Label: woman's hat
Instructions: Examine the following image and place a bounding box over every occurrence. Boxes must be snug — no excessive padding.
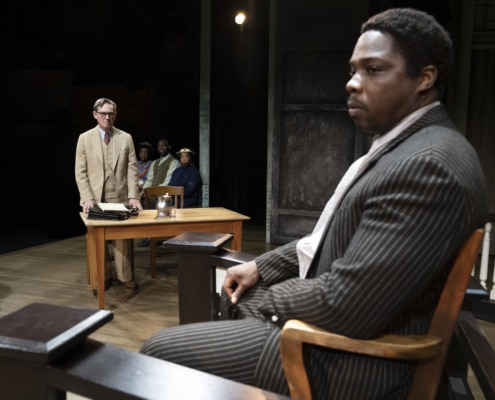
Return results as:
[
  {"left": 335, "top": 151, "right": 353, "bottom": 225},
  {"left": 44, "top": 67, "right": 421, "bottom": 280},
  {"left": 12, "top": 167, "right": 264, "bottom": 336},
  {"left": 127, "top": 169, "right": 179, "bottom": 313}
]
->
[{"left": 176, "top": 147, "right": 196, "bottom": 156}]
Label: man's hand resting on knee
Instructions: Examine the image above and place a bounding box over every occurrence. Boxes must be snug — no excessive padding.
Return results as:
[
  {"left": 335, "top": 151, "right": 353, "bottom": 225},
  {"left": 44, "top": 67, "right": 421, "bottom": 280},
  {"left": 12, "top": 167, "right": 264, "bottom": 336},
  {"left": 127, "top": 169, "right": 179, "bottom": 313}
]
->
[{"left": 223, "top": 260, "right": 260, "bottom": 304}]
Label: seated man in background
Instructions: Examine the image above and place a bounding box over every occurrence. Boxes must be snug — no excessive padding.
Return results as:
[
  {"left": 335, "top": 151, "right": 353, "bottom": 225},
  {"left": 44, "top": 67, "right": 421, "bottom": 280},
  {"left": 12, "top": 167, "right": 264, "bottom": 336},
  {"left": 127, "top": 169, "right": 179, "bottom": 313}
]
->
[
  {"left": 140, "top": 8, "right": 488, "bottom": 399},
  {"left": 168, "top": 148, "right": 202, "bottom": 207},
  {"left": 139, "top": 138, "right": 181, "bottom": 247},
  {"left": 142, "top": 138, "right": 180, "bottom": 191}
]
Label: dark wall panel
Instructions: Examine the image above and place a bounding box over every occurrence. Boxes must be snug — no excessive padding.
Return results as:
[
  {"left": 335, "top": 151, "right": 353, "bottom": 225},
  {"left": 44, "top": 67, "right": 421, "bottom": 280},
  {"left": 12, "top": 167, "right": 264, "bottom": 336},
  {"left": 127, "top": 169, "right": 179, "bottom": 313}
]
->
[
  {"left": 278, "top": 110, "right": 355, "bottom": 212},
  {"left": 270, "top": 1, "right": 370, "bottom": 244}
]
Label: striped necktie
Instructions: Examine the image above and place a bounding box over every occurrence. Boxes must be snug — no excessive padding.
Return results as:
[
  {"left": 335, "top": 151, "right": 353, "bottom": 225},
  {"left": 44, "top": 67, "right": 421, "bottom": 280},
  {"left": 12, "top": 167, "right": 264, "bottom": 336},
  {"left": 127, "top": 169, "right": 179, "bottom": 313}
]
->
[{"left": 104, "top": 131, "right": 110, "bottom": 145}]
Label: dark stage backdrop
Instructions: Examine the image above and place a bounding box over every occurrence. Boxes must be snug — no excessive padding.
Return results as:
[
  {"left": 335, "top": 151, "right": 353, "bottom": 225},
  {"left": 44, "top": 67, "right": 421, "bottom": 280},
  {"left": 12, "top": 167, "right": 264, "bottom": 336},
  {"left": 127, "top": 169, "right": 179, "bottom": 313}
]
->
[{"left": 0, "top": 0, "right": 270, "bottom": 244}]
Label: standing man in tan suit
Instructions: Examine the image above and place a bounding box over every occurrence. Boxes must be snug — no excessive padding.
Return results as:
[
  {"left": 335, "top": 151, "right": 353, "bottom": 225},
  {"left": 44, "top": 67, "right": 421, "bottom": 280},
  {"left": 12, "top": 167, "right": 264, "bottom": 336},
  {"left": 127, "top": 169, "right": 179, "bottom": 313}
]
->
[{"left": 75, "top": 98, "right": 142, "bottom": 291}]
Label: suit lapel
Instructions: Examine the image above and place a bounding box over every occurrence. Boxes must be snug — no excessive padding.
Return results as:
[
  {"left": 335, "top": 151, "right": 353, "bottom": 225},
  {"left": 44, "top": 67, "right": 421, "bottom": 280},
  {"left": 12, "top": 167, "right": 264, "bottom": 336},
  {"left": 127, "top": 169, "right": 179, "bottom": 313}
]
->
[
  {"left": 347, "top": 105, "right": 449, "bottom": 189},
  {"left": 90, "top": 128, "right": 104, "bottom": 164},
  {"left": 307, "top": 105, "right": 450, "bottom": 277},
  {"left": 111, "top": 128, "right": 123, "bottom": 171}
]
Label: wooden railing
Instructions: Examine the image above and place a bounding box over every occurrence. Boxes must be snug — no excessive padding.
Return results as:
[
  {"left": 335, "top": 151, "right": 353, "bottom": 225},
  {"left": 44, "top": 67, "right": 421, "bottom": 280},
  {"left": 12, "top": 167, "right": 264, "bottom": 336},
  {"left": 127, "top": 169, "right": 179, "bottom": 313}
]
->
[
  {"left": 476, "top": 222, "right": 495, "bottom": 300},
  {"left": 0, "top": 303, "right": 290, "bottom": 400},
  {"left": 449, "top": 310, "right": 495, "bottom": 399},
  {"left": 469, "top": 222, "right": 495, "bottom": 323}
]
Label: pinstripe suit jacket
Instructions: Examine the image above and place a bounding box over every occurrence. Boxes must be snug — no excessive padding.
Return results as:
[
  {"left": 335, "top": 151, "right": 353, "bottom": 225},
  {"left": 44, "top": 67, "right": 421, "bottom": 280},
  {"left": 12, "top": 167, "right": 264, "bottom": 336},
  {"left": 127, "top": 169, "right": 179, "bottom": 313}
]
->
[
  {"left": 75, "top": 126, "right": 140, "bottom": 204},
  {"left": 253, "top": 105, "right": 488, "bottom": 399}
]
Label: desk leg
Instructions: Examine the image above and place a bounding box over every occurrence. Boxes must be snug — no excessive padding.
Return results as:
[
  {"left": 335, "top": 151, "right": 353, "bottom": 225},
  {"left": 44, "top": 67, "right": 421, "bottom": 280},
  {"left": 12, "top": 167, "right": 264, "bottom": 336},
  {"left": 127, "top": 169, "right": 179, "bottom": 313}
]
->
[
  {"left": 94, "top": 228, "right": 106, "bottom": 309},
  {"left": 85, "top": 232, "right": 91, "bottom": 284},
  {"left": 87, "top": 228, "right": 107, "bottom": 309},
  {"left": 231, "top": 222, "right": 243, "bottom": 251},
  {"left": 86, "top": 227, "right": 97, "bottom": 291}
]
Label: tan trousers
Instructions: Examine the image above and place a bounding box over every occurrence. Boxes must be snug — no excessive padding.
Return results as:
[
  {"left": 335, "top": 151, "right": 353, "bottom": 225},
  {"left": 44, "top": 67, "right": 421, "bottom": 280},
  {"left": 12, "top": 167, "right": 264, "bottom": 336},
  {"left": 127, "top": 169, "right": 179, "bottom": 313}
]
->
[
  {"left": 102, "top": 142, "right": 134, "bottom": 283},
  {"left": 105, "top": 240, "right": 133, "bottom": 282}
]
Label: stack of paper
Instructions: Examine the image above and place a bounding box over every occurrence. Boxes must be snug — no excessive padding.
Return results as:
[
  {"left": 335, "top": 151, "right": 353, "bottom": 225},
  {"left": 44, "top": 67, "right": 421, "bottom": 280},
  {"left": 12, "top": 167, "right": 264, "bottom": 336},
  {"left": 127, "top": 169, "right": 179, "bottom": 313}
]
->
[{"left": 98, "top": 203, "right": 129, "bottom": 212}]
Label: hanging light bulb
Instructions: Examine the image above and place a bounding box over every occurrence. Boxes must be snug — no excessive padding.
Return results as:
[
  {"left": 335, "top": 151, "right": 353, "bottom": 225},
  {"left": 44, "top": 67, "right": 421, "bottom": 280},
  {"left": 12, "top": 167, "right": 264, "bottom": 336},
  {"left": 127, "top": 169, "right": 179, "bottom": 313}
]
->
[{"left": 235, "top": 12, "right": 246, "bottom": 25}]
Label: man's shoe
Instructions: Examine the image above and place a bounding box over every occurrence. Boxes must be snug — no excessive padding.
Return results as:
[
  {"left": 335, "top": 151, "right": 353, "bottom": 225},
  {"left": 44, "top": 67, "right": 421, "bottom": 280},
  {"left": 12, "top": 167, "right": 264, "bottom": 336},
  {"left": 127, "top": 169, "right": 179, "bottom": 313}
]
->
[
  {"left": 138, "top": 238, "right": 151, "bottom": 247},
  {"left": 120, "top": 280, "right": 138, "bottom": 291}
]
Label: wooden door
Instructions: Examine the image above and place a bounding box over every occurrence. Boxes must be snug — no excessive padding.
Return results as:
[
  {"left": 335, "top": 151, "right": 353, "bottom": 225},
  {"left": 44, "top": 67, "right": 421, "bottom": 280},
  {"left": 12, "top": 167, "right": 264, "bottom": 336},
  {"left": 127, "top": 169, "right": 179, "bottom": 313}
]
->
[{"left": 268, "top": 1, "right": 372, "bottom": 244}]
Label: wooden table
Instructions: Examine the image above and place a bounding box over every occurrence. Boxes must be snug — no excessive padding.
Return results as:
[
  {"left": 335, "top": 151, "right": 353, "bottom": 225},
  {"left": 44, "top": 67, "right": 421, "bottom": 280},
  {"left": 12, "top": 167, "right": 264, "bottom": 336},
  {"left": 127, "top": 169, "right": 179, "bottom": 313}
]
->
[{"left": 80, "top": 207, "right": 250, "bottom": 309}]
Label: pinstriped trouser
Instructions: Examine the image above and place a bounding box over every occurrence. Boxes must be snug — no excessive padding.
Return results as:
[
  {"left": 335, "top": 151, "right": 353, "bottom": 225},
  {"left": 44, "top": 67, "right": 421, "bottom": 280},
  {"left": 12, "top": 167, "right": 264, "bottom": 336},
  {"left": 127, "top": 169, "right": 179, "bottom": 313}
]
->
[
  {"left": 140, "top": 284, "right": 290, "bottom": 395},
  {"left": 139, "top": 284, "right": 414, "bottom": 399}
]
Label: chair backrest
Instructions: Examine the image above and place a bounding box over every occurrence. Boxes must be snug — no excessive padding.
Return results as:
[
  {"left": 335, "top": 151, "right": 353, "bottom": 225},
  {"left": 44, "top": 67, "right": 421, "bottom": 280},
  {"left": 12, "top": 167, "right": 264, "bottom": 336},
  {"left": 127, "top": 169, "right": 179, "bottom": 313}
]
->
[
  {"left": 407, "top": 227, "right": 484, "bottom": 399},
  {"left": 144, "top": 185, "right": 184, "bottom": 209}
]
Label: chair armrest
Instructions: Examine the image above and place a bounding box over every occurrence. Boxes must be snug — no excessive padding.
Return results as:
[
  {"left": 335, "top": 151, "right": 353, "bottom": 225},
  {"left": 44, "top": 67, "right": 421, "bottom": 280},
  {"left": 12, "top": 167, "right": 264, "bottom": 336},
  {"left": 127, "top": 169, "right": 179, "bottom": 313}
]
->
[
  {"left": 281, "top": 319, "right": 442, "bottom": 360},
  {"left": 280, "top": 319, "right": 442, "bottom": 400}
]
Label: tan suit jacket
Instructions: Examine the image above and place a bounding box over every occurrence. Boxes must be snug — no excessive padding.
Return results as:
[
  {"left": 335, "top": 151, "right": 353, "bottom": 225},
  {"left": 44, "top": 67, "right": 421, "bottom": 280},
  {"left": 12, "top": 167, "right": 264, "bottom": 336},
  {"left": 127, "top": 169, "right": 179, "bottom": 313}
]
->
[{"left": 75, "top": 126, "right": 140, "bottom": 205}]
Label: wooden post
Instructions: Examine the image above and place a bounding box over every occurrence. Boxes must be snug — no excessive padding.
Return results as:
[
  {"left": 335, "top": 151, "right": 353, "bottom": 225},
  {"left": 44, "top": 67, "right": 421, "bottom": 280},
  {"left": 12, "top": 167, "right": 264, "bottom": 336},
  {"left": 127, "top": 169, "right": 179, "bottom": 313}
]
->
[
  {"left": 0, "top": 303, "right": 112, "bottom": 399},
  {"left": 163, "top": 232, "right": 233, "bottom": 324}
]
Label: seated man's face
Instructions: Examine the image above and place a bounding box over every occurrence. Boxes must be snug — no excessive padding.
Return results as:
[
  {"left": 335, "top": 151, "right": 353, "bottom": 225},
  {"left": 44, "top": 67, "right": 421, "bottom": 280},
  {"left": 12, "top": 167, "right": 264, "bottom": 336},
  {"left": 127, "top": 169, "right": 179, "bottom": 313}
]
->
[
  {"left": 346, "top": 30, "right": 426, "bottom": 136},
  {"left": 157, "top": 140, "right": 171, "bottom": 157}
]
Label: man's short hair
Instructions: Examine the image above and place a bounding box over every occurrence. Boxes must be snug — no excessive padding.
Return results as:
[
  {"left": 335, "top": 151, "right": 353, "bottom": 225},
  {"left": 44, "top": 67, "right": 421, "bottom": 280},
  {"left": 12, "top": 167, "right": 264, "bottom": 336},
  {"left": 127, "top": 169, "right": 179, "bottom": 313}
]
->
[
  {"left": 361, "top": 8, "right": 453, "bottom": 95},
  {"left": 93, "top": 98, "right": 117, "bottom": 112}
]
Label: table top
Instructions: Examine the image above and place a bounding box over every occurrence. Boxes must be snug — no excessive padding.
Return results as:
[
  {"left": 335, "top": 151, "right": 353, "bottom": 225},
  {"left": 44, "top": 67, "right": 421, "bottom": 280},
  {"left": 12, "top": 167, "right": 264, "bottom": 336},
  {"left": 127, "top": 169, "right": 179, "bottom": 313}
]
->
[{"left": 79, "top": 207, "right": 250, "bottom": 227}]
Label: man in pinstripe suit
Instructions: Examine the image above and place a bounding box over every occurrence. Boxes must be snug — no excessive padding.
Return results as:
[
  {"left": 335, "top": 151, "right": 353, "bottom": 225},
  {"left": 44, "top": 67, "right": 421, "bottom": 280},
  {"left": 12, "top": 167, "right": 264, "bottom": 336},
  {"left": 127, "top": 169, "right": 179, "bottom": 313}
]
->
[{"left": 141, "top": 8, "right": 488, "bottom": 399}]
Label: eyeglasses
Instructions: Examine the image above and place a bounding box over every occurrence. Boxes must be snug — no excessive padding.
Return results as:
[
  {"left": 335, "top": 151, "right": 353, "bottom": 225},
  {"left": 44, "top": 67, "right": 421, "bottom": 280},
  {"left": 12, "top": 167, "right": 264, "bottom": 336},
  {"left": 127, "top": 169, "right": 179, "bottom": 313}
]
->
[{"left": 95, "top": 111, "right": 115, "bottom": 118}]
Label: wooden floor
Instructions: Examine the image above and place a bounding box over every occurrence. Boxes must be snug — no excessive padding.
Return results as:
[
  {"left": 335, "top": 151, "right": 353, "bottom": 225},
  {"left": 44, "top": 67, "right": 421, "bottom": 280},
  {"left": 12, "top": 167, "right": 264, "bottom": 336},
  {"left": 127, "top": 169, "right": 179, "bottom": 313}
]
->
[
  {"left": 0, "top": 224, "right": 493, "bottom": 399},
  {"left": 0, "top": 224, "right": 277, "bottom": 352}
]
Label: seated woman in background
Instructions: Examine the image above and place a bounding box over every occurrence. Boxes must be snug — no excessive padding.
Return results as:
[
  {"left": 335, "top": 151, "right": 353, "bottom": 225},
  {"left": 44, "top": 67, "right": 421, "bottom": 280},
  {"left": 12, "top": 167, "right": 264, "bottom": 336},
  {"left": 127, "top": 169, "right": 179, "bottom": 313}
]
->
[
  {"left": 137, "top": 141, "right": 153, "bottom": 196},
  {"left": 169, "top": 148, "right": 202, "bottom": 207}
]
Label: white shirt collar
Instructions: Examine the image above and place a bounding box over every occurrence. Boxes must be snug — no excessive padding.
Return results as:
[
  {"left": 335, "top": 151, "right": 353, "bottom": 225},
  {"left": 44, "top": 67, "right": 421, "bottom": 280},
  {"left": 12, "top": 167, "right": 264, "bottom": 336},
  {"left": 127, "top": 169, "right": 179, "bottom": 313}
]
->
[{"left": 368, "top": 101, "right": 440, "bottom": 156}]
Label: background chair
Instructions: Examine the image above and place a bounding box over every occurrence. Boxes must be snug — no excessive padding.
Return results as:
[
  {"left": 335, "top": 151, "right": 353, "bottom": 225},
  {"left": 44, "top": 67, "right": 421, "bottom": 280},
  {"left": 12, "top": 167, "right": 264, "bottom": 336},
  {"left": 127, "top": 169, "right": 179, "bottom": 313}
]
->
[
  {"left": 143, "top": 185, "right": 184, "bottom": 210},
  {"left": 143, "top": 185, "right": 184, "bottom": 277},
  {"left": 279, "top": 228, "right": 484, "bottom": 400}
]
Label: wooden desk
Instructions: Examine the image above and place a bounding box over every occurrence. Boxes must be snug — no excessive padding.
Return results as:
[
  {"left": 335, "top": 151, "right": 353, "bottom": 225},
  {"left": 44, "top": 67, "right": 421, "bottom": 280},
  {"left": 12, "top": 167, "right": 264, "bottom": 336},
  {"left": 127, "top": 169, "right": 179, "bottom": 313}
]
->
[{"left": 80, "top": 207, "right": 250, "bottom": 309}]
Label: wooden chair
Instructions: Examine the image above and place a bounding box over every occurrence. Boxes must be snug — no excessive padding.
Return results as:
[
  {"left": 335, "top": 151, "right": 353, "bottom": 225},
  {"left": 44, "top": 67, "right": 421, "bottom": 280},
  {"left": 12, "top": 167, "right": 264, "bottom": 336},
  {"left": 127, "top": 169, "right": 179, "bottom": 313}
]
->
[
  {"left": 143, "top": 185, "right": 185, "bottom": 277},
  {"left": 280, "top": 228, "right": 485, "bottom": 400},
  {"left": 143, "top": 185, "right": 185, "bottom": 210}
]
